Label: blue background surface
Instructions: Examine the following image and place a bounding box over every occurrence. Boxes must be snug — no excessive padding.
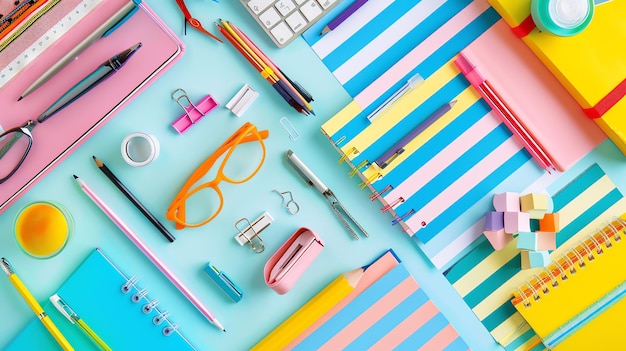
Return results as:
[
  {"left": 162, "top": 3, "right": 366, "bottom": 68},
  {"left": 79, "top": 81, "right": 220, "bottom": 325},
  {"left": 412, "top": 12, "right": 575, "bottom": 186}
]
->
[{"left": 0, "top": 0, "right": 587, "bottom": 349}]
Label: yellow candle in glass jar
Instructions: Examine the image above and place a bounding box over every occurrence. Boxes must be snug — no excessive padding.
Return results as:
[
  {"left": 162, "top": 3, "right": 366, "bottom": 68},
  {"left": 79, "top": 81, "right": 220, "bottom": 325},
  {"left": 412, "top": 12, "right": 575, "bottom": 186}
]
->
[{"left": 14, "top": 202, "right": 73, "bottom": 259}]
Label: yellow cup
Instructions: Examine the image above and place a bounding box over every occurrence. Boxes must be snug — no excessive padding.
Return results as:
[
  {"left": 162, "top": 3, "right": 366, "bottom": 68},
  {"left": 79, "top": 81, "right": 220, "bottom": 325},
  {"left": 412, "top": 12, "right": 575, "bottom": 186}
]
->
[{"left": 14, "top": 201, "right": 74, "bottom": 259}]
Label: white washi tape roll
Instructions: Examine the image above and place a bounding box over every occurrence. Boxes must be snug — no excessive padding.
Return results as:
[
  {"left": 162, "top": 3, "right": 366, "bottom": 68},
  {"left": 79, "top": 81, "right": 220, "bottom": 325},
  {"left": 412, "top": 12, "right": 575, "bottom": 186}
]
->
[
  {"left": 531, "top": 0, "right": 594, "bottom": 36},
  {"left": 121, "top": 132, "right": 160, "bottom": 167}
]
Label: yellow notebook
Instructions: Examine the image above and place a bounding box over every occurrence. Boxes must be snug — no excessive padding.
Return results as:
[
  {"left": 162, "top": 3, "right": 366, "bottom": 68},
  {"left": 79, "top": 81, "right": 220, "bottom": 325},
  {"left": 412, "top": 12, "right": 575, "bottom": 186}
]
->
[
  {"left": 511, "top": 215, "right": 626, "bottom": 350},
  {"left": 487, "top": 0, "right": 626, "bottom": 155}
]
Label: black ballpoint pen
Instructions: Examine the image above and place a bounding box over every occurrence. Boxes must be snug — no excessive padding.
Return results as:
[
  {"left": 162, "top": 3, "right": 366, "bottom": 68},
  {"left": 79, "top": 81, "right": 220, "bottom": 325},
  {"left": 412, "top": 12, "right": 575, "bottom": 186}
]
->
[{"left": 37, "top": 42, "right": 142, "bottom": 123}]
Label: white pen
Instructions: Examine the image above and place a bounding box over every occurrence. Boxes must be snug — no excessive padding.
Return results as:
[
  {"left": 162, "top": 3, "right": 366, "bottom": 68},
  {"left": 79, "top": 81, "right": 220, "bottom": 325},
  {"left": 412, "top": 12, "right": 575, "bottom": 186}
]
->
[
  {"left": 366, "top": 72, "right": 424, "bottom": 122},
  {"left": 286, "top": 150, "right": 368, "bottom": 240}
]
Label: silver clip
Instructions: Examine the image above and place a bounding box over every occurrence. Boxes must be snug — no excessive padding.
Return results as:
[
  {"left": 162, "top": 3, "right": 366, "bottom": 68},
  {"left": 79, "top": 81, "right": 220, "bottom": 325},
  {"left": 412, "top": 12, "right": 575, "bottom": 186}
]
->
[
  {"left": 172, "top": 88, "right": 204, "bottom": 124},
  {"left": 280, "top": 117, "right": 300, "bottom": 141},
  {"left": 234, "top": 211, "right": 274, "bottom": 253},
  {"left": 274, "top": 189, "right": 300, "bottom": 215}
]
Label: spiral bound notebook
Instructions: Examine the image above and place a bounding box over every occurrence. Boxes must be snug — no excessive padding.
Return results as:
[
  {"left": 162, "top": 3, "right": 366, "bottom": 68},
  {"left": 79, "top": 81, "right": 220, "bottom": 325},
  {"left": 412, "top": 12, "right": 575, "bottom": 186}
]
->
[
  {"left": 6, "top": 248, "right": 197, "bottom": 350},
  {"left": 511, "top": 216, "right": 626, "bottom": 350},
  {"left": 304, "top": 0, "right": 604, "bottom": 259}
]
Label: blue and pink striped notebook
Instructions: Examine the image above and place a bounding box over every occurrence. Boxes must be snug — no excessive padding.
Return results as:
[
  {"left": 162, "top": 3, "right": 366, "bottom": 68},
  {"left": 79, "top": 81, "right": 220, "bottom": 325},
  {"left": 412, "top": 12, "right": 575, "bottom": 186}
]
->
[
  {"left": 259, "top": 250, "right": 469, "bottom": 350},
  {"left": 303, "top": 0, "right": 603, "bottom": 266}
]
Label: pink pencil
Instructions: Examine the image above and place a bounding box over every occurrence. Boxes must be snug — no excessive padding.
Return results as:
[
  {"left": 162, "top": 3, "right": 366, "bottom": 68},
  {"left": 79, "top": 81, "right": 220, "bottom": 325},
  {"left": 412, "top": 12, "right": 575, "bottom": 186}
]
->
[{"left": 74, "top": 175, "right": 226, "bottom": 332}]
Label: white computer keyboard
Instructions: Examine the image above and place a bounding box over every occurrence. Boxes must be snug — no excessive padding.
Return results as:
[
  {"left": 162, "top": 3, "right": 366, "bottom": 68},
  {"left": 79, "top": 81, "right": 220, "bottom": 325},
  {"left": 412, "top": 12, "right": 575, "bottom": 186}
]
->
[{"left": 240, "top": 0, "right": 343, "bottom": 48}]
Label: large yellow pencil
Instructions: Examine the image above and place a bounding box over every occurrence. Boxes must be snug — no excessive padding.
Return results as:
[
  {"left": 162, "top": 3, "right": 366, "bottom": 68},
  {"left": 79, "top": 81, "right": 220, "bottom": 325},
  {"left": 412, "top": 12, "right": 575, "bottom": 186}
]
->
[
  {"left": 252, "top": 267, "right": 364, "bottom": 350},
  {"left": 1, "top": 258, "right": 74, "bottom": 351}
]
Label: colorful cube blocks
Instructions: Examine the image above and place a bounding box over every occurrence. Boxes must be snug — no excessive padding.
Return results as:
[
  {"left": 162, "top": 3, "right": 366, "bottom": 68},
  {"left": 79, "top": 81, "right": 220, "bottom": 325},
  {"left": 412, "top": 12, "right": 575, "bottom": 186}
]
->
[{"left": 483, "top": 191, "right": 559, "bottom": 270}]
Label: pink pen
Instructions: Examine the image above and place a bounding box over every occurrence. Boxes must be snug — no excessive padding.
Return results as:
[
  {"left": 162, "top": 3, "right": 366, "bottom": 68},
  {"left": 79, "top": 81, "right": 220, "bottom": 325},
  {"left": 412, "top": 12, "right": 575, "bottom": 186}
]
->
[
  {"left": 454, "top": 53, "right": 556, "bottom": 173},
  {"left": 74, "top": 175, "right": 226, "bottom": 332}
]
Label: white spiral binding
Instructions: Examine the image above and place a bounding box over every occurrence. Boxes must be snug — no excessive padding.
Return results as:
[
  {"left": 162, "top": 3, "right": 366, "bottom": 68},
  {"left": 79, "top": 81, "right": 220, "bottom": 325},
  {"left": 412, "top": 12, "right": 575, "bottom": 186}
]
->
[{"left": 515, "top": 217, "right": 625, "bottom": 308}]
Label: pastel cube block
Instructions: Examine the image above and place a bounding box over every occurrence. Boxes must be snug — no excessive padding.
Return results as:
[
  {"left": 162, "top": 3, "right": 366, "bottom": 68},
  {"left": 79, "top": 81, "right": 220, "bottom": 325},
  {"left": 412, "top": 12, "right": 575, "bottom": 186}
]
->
[
  {"left": 539, "top": 212, "right": 561, "bottom": 232},
  {"left": 530, "top": 250, "right": 551, "bottom": 267},
  {"left": 484, "top": 229, "right": 513, "bottom": 250},
  {"left": 484, "top": 211, "right": 505, "bottom": 231},
  {"left": 521, "top": 250, "right": 551, "bottom": 269},
  {"left": 520, "top": 193, "right": 549, "bottom": 219},
  {"left": 504, "top": 211, "right": 530, "bottom": 234},
  {"left": 493, "top": 192, "right": 520, "bottom": 212},
  {"left": 517, "top": 231, "right": 539, "bottom": 250},
  {"left": 535, "top": 231, "right": 557, "bottom": 250}
]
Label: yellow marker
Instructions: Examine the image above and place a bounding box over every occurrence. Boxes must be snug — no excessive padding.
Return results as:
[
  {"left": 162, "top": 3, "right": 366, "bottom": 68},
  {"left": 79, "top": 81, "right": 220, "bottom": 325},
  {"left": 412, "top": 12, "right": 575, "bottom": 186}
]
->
[
  {"left": 1, "top": 258, "right": 74, "bottom": 351},
  {"left": 50, "top": 294, "right": 112, "bottom": 351},
  {"left": 252, "top": 267, "right": 364, "bottom": 350}
]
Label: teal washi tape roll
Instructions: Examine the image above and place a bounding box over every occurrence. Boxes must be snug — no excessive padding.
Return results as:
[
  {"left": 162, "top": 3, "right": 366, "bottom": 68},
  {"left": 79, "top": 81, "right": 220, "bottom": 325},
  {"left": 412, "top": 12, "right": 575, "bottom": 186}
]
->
[{"left": 531, "top": 0, "right": 594, "bottom": 36}]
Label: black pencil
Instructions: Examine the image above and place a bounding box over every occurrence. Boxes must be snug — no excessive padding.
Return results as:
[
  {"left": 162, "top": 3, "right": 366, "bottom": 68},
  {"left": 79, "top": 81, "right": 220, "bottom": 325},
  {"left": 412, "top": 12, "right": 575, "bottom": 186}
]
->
[{"left": 92, "top": 156, "right": 175, "bottom": 242}]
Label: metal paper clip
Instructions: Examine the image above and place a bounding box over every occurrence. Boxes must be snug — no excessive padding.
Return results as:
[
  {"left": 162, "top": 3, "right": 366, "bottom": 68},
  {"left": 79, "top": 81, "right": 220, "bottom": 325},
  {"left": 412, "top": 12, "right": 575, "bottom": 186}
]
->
[
  {"left": 234, "top": 211, "right": 274, "bottom": 253},
  {"left": 171, "top": 88, "right": 218, "bottom": 133},
  {"left": 280, "top": 117, "right": 300, "bottom": 141},
  {"left": 274, "top": 189, "right": 300, "bottom": 215}
]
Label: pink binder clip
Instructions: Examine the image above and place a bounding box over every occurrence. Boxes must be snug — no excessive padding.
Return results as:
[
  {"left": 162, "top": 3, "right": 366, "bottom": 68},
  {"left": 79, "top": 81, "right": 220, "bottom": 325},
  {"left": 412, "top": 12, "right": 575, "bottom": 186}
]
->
[{"left": 171, "top": 88, "right": 218, "bottom": 133}]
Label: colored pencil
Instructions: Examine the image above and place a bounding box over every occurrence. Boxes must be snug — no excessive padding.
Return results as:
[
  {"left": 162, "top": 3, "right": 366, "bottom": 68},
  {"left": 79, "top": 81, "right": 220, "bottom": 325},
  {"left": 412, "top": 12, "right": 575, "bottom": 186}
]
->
[
  {"left": 74, "top": 175, "right": 225, "bottom": 332},
  {"left": 374, "top": 100, "right": 457, "bottom": 169},
  {"left": 92, "top": 156, "right": 175, "bottom": 243},
  {"left": 217, "top": 19, "right": 314, "bottom": 115}
]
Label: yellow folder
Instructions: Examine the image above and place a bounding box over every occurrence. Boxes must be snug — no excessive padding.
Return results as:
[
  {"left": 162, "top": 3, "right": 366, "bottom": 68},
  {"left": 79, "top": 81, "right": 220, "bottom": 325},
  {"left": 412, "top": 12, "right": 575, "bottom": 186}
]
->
[
  {"left": 511, "top": 215, "right": 626, "bottom": 349},
  {"left": 487, "top": 0, "right": 626, "bottom": 155}
]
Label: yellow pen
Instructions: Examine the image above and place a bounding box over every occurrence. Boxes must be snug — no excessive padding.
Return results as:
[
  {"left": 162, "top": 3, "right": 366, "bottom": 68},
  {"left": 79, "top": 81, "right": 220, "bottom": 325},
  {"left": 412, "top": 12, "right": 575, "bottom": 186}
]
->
[
  {"left": 1, "top": 258, "right": 74, "bottom": 351},
  {"left": 50, "top": 294, "right": 112, "bottom": 351}
]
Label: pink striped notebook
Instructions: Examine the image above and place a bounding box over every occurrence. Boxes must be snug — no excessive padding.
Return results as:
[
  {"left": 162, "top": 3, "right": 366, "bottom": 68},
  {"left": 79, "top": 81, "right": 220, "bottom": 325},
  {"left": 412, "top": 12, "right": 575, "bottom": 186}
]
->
[
  {"left": 276, "top": 250, "right": 469, "bottom": 350},
  {"left": 0, "top": 0, "right": 183, "bottom": 212}
]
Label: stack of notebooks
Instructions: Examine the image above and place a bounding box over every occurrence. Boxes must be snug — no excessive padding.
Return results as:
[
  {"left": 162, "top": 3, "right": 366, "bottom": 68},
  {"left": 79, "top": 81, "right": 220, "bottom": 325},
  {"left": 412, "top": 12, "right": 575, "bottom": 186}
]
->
[
  {"left": 302, "top": 0, "right": 621, "bottom": 349},
  {"left": 303, "top": 0, "right": 604, "bottom": 268},
  {"left": 487, "top": 0, "right": 626, "bottom": 155}
]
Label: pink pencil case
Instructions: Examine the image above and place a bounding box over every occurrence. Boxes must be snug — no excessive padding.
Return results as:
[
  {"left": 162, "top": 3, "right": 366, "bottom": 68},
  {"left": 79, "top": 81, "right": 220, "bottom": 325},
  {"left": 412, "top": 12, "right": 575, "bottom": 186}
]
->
[{"left": 264, "top": 227, "right": 324, "bottom": 294}]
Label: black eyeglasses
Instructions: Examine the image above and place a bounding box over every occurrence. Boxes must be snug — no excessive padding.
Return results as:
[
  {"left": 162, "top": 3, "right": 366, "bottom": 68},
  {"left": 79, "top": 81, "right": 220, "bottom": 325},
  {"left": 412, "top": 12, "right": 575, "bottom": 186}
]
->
[{"left": 0, "top": 120, "right": 36, "bottom": 184}]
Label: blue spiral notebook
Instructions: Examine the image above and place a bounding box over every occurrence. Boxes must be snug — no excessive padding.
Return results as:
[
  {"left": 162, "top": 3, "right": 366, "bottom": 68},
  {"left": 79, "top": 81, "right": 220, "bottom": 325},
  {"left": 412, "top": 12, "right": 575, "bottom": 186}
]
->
[{"left": 6, "top": 248, "right": 197, "bottom": 350}]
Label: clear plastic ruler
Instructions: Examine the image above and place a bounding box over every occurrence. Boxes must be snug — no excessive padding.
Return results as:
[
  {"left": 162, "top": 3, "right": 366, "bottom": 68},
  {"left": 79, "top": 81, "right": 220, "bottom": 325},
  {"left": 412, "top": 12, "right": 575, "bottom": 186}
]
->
[{"left": 0, "top": 0, "right": 103, "bottom": 87}]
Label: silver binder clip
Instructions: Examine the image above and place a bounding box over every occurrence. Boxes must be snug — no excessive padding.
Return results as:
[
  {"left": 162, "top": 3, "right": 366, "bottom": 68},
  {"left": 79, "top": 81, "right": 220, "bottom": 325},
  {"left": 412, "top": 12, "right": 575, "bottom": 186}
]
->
[{"left": 234, "top": 211, "right": 274, "bottom": 253}]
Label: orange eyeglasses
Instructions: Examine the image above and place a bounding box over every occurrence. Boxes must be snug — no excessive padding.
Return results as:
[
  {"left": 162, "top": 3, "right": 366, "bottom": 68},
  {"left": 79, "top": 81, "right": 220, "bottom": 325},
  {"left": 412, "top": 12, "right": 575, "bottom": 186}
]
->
[{"left": 166, "top": 122, "right": 269, "bottom": 228}]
